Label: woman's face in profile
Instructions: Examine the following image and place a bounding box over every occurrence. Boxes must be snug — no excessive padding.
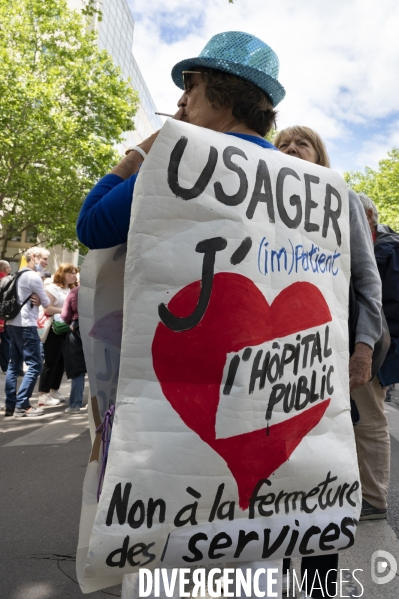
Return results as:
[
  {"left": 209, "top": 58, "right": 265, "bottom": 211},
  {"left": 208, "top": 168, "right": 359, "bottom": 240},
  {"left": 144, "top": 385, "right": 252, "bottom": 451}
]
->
[
  {"left": 176, "top": 73, "right": 233, "bottom": 132},
  {"left": 277, "top": 134, "right": 318, "bottom": 164},
  {"left": 64, "top": 270, "right": 77, "bottom": 287}
]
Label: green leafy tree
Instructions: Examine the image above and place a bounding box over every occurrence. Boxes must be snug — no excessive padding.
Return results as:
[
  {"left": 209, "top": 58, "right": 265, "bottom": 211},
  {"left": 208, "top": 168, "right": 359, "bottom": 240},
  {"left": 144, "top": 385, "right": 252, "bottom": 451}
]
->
[
  {"left": 265, "top": 128, "right": 277, "bottom": 144},
  {"left": 0, "top": 0, "right": 139, "bottom": 258},
  {"left": 344, "top": 149, "right": 399, "bottom": 231}
]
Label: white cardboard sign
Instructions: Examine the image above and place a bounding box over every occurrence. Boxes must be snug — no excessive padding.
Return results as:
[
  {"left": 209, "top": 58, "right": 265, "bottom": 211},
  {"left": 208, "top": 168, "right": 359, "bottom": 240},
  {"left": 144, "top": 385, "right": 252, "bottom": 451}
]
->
[{"left": 82, "top": 119, "right": 359, "bottom": 583}]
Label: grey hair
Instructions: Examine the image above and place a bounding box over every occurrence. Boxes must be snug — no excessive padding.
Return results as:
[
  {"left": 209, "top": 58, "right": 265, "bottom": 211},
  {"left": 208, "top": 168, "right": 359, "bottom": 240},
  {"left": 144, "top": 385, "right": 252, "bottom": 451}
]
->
[
  {"left": 357, "top": 193, "right": 378, "bottom": 226},
  {"left": 25, "top": 248, "right": 35, "bottom": 263},
  {"left": 29, "top": 245, "right": 48, "bottom": 257},
  {"left": 0, "top": 260, "right": 10, "bottom": 272}
]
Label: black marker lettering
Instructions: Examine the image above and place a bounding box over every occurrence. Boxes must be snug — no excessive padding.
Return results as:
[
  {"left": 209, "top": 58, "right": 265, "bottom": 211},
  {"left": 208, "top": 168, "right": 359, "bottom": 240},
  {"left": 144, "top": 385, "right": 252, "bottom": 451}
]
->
[
  {"left": 299, "top": 525, "right": 321, "bottom": 555},
  {"left": 209, "top": 483, "right": 224, "bottom": 522},
  {"left": 158, "top": 237, "right": 227, "bottom": 332},
  {"left": 214, "top": 146, "right": 248, "bottom": 206},
  {"left": 304, "top": 173, "right": 320, "bottom": 233},
  {"left": 127, "top": 499, "right": 145, "bottom": 529},
  {"left": 249, "top": 479, "right": 272, "bottom": 519},
  {"left": 276, "top": 167, "right": 302, "bottom": 229},
  {"left": 168, "top": 137, "right": 217, "bottom": 200},
  {"left": 106, "top": 535, "right": 130, "bottom": 568},
  {"left": 147, "top": 498, "right": 166, "bottom": 529},
  {"left": 230, "top": 236, "right": 252, "bottom": 265},
  {"left": 217, "top": 500, "right": 235, "bottom": 521},
  {"left": 106, "top": 483, "right": 132, "bottom": 526},
  {"left": 323, "top": 325, "right": 333, "bottom": 358},
  {"left": 223, "top": 356, "right": 240, "bottom": 395},
  {"left": 323, "top": 184, "right": 342, "bottom": 246},
  {"left": 326, "top": 365, "right": 334, "bottom": 395},
  {"left": 319, "top": 523, "right": 340, "bottom": 551},
  {"left": 262, "top": 526, "right": 290, "bottom": 558},
  {"left": 266, "top": 384, "right": 285, "bottom": 421},
  {"left": 209, "top": 532, "right": 233, "bottom": 560},
  {"left": 339, "top": 517, "right": 357, "bottom": 550},
  {"left": 127, "top": 542, "right": 147, "bottom": 567},
  {"left": 183, "top": 533, "right": 208, "bottom": 563},
  {"left": 246, "top": 159, "right": 275, "bottom": 221},
  {"left": 346, "top": 481, "right": 360, "bottom": 507},
  {"left": 234, "top": 530, "right": 260, "bottom": 558}
]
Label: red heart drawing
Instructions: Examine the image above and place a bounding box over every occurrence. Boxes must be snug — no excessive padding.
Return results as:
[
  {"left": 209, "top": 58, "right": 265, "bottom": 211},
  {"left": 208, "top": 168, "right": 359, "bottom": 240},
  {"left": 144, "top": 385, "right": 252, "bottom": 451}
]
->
[{"left": 152, "top": 273, "right": 332, "bottom": 509}]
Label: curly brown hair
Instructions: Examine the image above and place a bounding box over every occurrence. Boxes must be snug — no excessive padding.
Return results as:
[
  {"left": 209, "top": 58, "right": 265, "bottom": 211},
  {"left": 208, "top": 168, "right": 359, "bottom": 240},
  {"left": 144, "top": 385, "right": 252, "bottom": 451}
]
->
[
  {"left": 53, "top": 263, "right": 78, "bottom": 289},
  {"left": 199, "top": 69, "right": 277, "bottom": 137}
]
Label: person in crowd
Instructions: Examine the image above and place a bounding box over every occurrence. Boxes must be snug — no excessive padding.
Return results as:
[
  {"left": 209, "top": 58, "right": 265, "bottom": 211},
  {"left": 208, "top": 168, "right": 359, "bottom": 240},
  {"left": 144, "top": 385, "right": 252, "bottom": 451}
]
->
[
  {"left": 0, "top": 260, "right": 11, "bottom": 276},
  {"left": 4, "top": 249, "right": 49, "bottom": 417},
  {"left": 40, "top": 270, "right": 52, "bottom": 284},
  {"left": 274, "top": 126, "right": 383, "bottom": 597},
  {"left": 61, "top": 285, "right": 86, "bottom": 414},
  {"left": 38, "top": 263, "right": 78, "bottom": 407},
  {"left": 0, "top": 260, "right": 11, "bottom": 374},
  {"left": 274, "top": 126, "right": 381, "bottom": 392},
  {"left": 77, "top": 33, "right": 283, "bottom": 250},
  {"left": 30, "top": 246, "right": 50, "bottom": 273},
  {"left": 77, "top": 34, "right": 382, "bottom": 599},
  {"left": 354, "top": 192, "right": 399, "bottom": 519}
]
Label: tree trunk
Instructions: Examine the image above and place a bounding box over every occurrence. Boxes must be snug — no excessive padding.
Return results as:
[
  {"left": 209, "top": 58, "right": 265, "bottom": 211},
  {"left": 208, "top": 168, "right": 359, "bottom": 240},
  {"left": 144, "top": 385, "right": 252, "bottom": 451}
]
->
[{"left": 1, "top": 235, "right": 9, "bottom": 260}]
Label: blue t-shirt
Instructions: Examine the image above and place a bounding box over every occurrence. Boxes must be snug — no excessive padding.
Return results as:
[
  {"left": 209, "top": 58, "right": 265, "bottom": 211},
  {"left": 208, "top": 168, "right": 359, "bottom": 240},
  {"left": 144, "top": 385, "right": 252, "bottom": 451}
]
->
[{"left": 77, "top": 134, "right": 277, "bottom": 249}]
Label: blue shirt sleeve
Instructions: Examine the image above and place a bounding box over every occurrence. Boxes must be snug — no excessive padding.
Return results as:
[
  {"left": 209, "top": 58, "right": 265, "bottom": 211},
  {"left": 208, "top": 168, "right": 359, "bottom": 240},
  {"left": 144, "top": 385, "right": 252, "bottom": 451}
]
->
[{"left": 77, "top": 173, "right": 138, "bottom": 249}]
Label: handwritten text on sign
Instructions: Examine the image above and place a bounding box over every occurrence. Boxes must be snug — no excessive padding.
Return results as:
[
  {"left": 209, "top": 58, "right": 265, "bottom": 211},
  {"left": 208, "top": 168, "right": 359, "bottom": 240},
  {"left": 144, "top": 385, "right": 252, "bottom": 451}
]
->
[{"left": 83, "top": 120, "right": 357, "bottom": 581}]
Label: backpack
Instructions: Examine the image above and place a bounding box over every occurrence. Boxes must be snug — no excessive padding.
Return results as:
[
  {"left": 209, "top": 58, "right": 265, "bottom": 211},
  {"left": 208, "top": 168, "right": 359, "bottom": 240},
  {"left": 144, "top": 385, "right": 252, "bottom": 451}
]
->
[{"left": 0, "top": 268, "right": 32, "bottom": 321}]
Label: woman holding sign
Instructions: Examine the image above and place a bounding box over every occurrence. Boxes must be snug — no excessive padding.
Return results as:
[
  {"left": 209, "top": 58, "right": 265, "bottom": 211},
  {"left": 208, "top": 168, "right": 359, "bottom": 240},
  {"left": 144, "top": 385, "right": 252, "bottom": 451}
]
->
[
  {"left": 77, "top": 31, "right": 281, "bottom": 250},
  {"left": 78, "top": 33, "right": 382, "bottom": 599},
  {"left": 78, "top": 39, "right": 380, "bottom": 396}
]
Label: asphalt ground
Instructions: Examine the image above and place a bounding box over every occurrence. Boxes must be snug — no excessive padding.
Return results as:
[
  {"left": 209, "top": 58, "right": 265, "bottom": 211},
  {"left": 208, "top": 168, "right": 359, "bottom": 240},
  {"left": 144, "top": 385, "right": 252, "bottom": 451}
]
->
[{"left": 1, "top": 379, "right": 399, "bottom": 599}]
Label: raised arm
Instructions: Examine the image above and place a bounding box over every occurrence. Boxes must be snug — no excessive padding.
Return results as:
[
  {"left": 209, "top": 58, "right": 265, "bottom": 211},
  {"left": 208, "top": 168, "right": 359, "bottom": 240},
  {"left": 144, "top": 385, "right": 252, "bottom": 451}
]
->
[{"left": 77, "top": 132, "right": 160, "bottom": 249}]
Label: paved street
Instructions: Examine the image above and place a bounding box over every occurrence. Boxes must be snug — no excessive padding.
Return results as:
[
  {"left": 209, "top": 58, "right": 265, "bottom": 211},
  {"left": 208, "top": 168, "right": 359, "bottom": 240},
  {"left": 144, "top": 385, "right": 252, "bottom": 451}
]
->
[
  {"left": 1, "top": 379, "right": 399, "bottom": 599},
  {"left": 0, "top": 375, "right": 122, "bottom": 599}
]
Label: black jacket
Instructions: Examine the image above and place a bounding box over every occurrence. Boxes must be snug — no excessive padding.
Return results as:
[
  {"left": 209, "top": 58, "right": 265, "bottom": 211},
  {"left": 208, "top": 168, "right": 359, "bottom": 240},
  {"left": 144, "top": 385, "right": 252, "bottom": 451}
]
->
[
  {"left": 375, "top": 224, "right": 399, "bottom": 385},
  {"left": 63, "top": 320, "right": 86, "bottom": 379}
]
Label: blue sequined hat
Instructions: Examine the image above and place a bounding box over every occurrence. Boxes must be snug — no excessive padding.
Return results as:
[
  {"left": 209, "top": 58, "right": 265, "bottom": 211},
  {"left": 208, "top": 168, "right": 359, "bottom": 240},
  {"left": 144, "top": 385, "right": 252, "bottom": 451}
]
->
[{"left": 171, "top": 31, "right": 285, "bottom": 107}]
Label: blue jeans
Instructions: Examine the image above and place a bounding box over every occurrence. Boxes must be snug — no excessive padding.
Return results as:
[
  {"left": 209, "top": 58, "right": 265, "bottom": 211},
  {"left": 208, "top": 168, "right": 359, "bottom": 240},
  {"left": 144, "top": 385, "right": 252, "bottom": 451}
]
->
[
  {"left": 5, "top": 326, "right": 43, "bottom": 411},
  {"left": 69, "top": 373, "right": 85, "bottom": 408}
]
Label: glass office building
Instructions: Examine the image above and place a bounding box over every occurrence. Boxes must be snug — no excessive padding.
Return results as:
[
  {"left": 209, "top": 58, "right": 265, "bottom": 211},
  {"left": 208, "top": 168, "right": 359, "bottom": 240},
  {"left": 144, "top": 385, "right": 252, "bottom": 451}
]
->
[{"left": 69, "top": 0, "right": 162, "bottom": 143}]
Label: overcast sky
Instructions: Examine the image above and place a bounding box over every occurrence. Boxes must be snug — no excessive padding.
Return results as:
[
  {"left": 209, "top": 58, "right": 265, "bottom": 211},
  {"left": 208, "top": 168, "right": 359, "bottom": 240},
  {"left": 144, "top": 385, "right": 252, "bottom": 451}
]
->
[{"left": 127, "top": 0, "right": 399, "bottom": 173}]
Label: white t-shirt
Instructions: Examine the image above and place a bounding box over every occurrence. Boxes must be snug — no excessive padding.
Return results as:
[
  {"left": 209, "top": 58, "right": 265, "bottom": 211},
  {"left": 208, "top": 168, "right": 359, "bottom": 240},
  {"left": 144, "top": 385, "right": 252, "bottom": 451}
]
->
[
  {"left": 8, "top": 269, "right": 50, "bottom": 327},
  {"left": 45, "top": 283, "right": 70, "bottom": 309}
]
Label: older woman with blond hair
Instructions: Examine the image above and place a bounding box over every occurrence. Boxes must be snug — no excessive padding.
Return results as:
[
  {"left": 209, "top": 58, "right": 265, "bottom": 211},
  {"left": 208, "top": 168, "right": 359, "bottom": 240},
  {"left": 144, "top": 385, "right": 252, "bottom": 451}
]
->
[
  {"left": 38, "top": 263, "right": 78, "bottom": 407},
  {"left": 274, "top": 125, "right": 330, "bottom": 167},
  {"left": 274, "top": 125, "right": 381, "bottom": 390},
  {"left": 274, "top": 125, "right": 384, "bottom": 598}
]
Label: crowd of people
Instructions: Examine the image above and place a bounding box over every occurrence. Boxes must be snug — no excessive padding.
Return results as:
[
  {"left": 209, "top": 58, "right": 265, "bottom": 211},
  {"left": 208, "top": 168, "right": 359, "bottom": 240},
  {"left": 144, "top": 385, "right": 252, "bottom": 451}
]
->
[
  {"left": 1, "top": 246, "right": 86, "bottom": 418},
  {"left": 1, "top": 29, "right": 398, "bottom": 599}
]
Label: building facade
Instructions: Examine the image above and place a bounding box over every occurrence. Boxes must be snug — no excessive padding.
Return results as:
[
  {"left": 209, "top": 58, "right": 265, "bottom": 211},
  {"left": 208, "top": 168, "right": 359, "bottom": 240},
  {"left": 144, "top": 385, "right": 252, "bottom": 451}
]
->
[{"left": 70, "top": 0, "right": 162, "bottom": 145}]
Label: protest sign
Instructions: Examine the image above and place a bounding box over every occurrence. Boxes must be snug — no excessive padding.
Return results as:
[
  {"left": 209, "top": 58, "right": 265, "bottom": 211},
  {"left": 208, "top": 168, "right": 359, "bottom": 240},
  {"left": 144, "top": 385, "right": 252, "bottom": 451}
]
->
[
  {"left": 76, "top": 245, "right": 126, "bottom": 593},
  {"left": 81, "top": 119, "right": 358, "bottom": 587}
]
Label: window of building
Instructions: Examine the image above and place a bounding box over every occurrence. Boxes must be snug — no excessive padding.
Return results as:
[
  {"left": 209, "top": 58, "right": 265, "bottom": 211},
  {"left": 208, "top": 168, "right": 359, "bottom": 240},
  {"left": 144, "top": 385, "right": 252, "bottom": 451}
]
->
[{"left": 26, "top": 228, "right": 38, "bottom": 243}]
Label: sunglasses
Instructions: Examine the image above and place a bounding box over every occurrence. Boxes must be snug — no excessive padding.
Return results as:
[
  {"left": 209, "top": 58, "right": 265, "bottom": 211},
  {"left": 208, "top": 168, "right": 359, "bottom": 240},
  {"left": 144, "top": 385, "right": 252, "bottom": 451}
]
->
[{"left": 182, "top": 71, "right": 203, "bottom": 92}]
